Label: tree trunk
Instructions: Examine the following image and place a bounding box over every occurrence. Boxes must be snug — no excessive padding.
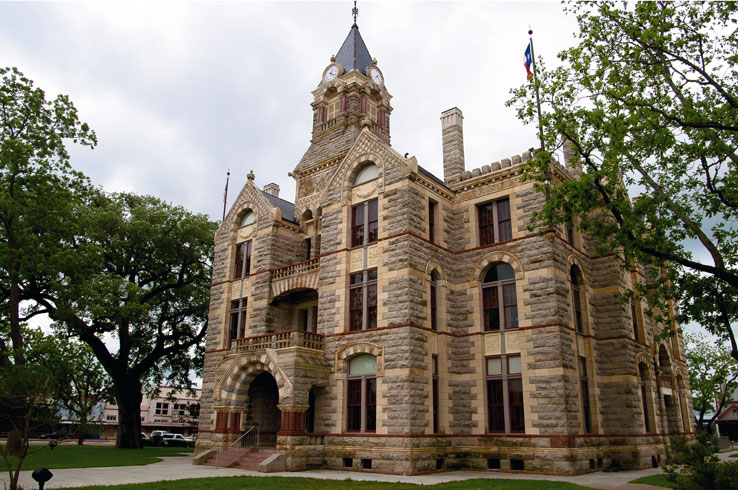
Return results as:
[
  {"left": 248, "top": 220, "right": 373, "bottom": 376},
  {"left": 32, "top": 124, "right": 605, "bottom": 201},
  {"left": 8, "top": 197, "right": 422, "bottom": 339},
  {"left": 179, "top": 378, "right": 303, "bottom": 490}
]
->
[{"left": 114, "top": 377, "right": 143, "bottom": 449}]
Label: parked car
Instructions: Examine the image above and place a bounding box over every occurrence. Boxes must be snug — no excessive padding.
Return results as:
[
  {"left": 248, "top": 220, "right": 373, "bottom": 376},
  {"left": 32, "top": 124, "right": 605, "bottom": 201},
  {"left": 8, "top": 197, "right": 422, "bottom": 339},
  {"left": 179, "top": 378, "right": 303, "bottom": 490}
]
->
[
  {"left": 150, "top": 430, "right": 167, "bottom": 438},
  {"left": 39, "top": 431, "right": 67, "bottom": 440},
  {"left": 184, "top": 434, "right": 197, "bottom": 443},
  {"left": 141, "top": 433, "right": 155, "bottom": 446},
  {"left": 162, "top": 433, "right": 189, "bottom": 447}
]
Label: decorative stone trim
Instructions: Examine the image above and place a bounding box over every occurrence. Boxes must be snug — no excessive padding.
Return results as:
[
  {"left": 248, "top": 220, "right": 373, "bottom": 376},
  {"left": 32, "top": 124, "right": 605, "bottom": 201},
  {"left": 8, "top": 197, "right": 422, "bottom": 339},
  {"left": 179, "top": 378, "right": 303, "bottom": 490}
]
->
[
  {"left": 470, "top": 251, "right": 525, "bottom": 283},
  {"left": 566, "top": 254, "right": 589, "bottom": 282},
  {"left": 425, "top": 260, "right": 446, "bottom": 280},
  {"left": 335, "top": 342, "right": 384, "bottom": 379},
  {"left": 215, "top": 353, "right": 293, "bottom": 407}
]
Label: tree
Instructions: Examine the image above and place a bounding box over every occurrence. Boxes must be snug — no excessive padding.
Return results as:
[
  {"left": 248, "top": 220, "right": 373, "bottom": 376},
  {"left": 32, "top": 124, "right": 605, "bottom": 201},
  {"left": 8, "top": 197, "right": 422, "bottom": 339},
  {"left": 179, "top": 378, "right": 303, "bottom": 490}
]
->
[
  {"left": 42, "top": 336, "right": 112, "bottom": 445},
  {"left": 507, "top": 2, "right": 738, "bottom": 358},
  {"left": 0, "top": 66, "right": 96, "bottom": 366},
  {"left": 684, "top": 332, "right": 738, "bottom": 429},
  {"left": 0, "top": 329, "right": 61, "bottom": 490},
  {"left": 37, "top": 191, "right": 217, "bottom": 448}
]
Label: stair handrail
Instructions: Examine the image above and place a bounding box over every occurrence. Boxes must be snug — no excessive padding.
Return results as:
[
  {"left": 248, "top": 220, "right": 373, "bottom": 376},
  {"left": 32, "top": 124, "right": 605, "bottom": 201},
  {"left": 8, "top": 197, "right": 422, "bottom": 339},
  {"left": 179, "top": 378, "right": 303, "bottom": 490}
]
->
[{"left": 215, "top": 425, "right": 260, "bottom": 468}]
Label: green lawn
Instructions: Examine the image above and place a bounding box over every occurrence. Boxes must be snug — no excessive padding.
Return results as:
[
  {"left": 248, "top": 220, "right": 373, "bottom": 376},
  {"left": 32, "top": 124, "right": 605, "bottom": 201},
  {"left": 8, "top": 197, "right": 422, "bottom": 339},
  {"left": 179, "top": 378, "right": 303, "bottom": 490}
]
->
[
  {"left": 2, "top": 445, "right": 193, "bottom": 471},
  {"left": 57, "top": 477, "right": 598, "bottom": 490},
  {"left": 629, "top": 474, "right": 676, "bottom": 489}
]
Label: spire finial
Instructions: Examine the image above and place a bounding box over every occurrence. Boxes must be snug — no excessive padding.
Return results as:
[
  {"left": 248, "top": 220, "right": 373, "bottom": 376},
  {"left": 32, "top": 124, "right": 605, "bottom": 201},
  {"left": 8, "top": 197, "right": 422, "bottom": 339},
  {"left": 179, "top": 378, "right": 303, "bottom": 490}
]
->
[{"left": 352, "top": 1, "right": 358, "bottom": 26}]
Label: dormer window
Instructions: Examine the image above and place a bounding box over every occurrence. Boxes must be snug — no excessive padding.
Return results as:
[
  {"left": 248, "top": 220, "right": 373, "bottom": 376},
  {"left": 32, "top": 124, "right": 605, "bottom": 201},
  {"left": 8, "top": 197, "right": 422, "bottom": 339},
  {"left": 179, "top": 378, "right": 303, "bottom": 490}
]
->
[
  {"left": 240, "top": 210, "right": 255, "bottom": 227},
  {"left": 354, "top": 163, "right": 378, "bottom": 186}
]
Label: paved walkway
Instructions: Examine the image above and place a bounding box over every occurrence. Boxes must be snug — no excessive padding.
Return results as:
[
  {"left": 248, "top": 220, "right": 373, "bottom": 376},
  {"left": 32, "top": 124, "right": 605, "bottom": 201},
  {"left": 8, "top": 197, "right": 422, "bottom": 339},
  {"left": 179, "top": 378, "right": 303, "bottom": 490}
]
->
[{"left": 5, "top": 449, "right": 737, "bottom": 489}]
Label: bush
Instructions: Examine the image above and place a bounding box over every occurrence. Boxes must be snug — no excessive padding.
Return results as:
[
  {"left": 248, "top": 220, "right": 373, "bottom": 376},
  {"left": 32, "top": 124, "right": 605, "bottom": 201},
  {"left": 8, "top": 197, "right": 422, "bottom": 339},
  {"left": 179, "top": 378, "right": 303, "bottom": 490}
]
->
[{"left": 664, "top": 432, "right": 738, "bottom": 490}]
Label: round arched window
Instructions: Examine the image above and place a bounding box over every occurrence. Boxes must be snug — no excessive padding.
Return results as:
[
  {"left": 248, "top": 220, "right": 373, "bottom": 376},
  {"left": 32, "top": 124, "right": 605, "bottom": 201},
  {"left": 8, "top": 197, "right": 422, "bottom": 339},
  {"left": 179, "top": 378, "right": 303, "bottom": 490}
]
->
[
  {"left": 354, "top": 163, "right": 378, "bottom": 186},
  {"left": 482, "top": 263, "right": 517, "bottom": 331},
  {"left": 240, "top": 210, "right": 255, "bottom": 227}
]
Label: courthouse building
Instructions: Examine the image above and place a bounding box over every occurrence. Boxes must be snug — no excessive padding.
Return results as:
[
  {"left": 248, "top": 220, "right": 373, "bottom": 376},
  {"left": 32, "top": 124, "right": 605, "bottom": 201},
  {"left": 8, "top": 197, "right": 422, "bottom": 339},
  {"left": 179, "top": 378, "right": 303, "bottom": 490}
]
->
[{"left": 196, "top": 18, "right": 693, "bottom": 474}]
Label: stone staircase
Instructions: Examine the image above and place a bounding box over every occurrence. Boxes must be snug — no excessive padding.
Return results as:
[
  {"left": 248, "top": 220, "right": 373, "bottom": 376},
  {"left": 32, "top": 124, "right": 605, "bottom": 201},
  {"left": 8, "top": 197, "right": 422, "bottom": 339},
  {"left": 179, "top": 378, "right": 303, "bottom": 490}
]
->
[
  {"left": 233, "top": 448, "right": 277, "bottom": 471},
  {"left": 203, "top": 447, "right": 276, "bottom": 471}
]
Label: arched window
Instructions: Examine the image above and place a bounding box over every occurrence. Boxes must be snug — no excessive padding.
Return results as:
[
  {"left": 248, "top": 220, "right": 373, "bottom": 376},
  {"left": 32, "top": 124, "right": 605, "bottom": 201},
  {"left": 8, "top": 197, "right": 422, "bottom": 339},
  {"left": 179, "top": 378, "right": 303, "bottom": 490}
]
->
[
  {"left": 353, "top": 163, "right": 378, "bottom": 186},
  {"left": 570, "top": 265, "right": 584, "bottom": 333},
  {"left": 482, "top": 263, "right": 518, "bottom": 331},
  {"left": 347, "top": 354, "right": 376, "bottom": 432},
  {"left": 240, "top": 210, "right": 255, "bottom": 227}
]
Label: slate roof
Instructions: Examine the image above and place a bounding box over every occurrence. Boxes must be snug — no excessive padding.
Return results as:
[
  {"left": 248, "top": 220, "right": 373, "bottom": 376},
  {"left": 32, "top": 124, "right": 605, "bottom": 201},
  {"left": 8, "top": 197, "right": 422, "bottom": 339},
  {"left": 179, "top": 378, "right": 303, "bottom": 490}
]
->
[
  {"left": 335, "top": 23, "right": 373, "bottom": 76},
  {"left": 418, "top": 165, "right": 452, "bottom": 192},
  {"left": 261, "top": 191, "right": 296, "bottom": 223}
]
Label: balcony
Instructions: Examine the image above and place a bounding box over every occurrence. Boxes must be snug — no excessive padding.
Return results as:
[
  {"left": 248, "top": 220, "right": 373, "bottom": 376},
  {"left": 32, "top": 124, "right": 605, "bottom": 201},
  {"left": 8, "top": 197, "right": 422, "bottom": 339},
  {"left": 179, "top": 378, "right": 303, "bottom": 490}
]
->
[
  {"left": 270, "top": 257, "right": 320, "bottom": 299},
  {"left": 235, "top": 330, "right": 324, "bottom": 353}
]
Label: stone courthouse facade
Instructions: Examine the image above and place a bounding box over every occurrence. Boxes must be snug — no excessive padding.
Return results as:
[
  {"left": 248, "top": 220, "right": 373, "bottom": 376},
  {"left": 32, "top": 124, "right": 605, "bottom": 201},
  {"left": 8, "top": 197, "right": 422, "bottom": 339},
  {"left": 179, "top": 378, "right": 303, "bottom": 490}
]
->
[{"left": 196, "top": 19, "right": 694, "bottom": 475}]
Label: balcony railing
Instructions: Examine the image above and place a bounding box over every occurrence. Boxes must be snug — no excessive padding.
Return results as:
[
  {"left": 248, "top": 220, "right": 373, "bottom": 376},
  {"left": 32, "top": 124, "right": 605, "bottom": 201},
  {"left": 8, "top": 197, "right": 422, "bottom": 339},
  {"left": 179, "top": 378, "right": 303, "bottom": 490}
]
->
[
  {"left": 235, "top": 330, "right": 324, "bottom": 353},
  {"left": 271, "top": 257, "right": 320, "bottom": 281},
  {"left": 270, "top": 258, "right": 320, "bottom": 298}
]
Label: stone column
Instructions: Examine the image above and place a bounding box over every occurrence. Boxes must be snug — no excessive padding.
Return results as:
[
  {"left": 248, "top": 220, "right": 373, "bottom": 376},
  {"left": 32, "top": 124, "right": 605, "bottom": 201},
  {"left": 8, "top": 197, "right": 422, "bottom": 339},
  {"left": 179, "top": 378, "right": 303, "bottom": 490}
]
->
[
  {"left": 441, "top": 107, "right": 465, "bottom": 184},
  {"left": 277, "top": 404, "right": 309, "bottom": 470}
]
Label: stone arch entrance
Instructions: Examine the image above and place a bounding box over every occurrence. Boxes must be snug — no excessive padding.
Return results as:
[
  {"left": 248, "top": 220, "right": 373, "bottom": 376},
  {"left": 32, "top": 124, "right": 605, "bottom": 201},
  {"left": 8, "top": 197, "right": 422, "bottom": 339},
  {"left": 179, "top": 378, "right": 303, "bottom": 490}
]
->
[{"left": 245, "top": 371, "right": 281, "bottom": 447}]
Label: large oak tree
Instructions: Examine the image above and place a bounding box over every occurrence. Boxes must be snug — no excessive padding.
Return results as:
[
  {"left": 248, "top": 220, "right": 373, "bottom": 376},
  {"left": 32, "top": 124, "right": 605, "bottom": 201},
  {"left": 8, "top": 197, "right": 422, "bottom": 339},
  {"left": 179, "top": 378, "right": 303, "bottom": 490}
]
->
[
  {"left": 508, "top": 1, "right": 738, "bottom": 358},
  {"left": 41, "top": 191, "right": 217, "bottom": 448}
]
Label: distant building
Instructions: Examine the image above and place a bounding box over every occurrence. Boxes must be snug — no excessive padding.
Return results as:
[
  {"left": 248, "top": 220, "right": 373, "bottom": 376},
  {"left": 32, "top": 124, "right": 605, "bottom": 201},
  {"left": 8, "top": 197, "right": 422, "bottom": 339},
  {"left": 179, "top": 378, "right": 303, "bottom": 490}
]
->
[
  {"left": 196, "top": 17, "right": 693, "bottom": 475},
  {"left": 717, "top": 388, "right": 738, "bottom": 441},
  {"left": 60, "top": 386, "right": 200, "bottom": 438}
]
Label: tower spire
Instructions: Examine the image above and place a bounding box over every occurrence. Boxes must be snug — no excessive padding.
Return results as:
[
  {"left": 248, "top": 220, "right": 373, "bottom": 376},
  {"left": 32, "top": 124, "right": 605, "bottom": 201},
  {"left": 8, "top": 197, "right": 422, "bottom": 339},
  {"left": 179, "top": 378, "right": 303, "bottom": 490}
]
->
[{"left": 352, "top": 1, "right": 358, "bottom": 26}]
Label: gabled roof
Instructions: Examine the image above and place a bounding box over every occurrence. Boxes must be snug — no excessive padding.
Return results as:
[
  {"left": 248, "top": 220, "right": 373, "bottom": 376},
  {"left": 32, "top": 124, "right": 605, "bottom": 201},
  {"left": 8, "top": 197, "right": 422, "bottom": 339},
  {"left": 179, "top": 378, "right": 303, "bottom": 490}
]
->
[{"left": 335, "top": 23, "right": 373, "bottom": 76}]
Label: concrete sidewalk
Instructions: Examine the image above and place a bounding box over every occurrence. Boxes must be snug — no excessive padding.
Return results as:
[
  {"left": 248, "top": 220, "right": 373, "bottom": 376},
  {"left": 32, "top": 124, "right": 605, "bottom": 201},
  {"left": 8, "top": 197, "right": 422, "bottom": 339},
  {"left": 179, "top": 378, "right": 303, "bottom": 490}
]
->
[{"left": 7, "top": 449, "right": 736, "bottom": 489}]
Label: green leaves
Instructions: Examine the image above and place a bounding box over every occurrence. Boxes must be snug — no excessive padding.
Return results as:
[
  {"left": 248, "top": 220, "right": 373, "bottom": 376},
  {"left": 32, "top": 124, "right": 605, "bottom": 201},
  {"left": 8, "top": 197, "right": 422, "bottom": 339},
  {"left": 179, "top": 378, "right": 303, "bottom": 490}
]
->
[{"left": 507, "top": 1, "right": 738, "bottom": 356}]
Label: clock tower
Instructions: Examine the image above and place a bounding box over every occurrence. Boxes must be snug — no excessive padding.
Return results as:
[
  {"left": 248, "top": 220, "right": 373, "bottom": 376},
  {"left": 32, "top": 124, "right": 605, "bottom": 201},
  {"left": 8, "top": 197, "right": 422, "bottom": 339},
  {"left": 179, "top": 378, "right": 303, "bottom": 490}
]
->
[{"left": 293, "top": 19, "right": 392, "bottom": 203}]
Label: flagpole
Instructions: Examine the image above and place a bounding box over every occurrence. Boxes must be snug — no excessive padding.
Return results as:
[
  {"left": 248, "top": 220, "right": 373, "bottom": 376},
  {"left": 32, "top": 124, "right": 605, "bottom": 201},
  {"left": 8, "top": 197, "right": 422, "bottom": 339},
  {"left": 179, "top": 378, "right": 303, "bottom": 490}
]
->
[
  {"left": 528, "top": 28, "right": 545, "bottom": 151},
  {"left": 222, "top": 169, "right": 230, "bottom": 221}
]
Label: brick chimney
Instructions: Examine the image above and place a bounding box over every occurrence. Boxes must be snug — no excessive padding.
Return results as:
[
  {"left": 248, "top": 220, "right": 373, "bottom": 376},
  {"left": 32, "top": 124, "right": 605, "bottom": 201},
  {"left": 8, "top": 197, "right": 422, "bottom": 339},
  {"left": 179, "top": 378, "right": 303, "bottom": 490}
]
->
[
  {"left": 263, "top": 183, "right": 280, "bottom": 197},
  {"left": 440, "top": 107, "right": 465, "bottom": 184}
]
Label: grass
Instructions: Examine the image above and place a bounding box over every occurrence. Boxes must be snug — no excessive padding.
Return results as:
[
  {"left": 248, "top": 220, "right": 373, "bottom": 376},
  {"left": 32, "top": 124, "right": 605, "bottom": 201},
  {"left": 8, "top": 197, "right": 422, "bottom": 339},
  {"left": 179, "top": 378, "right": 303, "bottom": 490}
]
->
[
  {"left": 2, "top": 445, "right": 193, "bottom": 471},
  {"left": 629, "top": 474, "right": 676, "bottom": 489},
  {"left": 56, "top": 477, "right": 599, "bottom": 490}
]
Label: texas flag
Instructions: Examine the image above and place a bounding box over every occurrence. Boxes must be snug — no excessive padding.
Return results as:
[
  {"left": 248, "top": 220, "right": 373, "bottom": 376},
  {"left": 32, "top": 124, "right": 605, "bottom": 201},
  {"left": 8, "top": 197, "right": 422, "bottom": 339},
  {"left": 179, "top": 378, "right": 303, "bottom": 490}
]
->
[{"left": 524, "top": 43, "right": 533, "bottom": 80}]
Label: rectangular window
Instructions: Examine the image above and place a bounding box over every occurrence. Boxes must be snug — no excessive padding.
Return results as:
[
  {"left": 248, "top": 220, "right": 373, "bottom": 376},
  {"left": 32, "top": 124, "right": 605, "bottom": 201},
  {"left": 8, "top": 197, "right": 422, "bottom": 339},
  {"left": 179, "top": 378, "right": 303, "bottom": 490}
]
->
[
  {"left": 305, "top": 238, "right": 312, "bottom": 261},
  {"left": 579, "top": 357, "right": 592, "bottom": 433},
  {"left": 572, "top": 283, "right": 583, "bottom": 333},
  {"left": 228, "top": 298, "right": 247, "bottom": 346},
  {"left": 233, "top": 240, "right": 252, "bottom": 279},
  {"left": 503, "top": 284, "right": 519, "bottom": 329},
  {"left": 631, "top": 299, "right": 640, "bottom": 342},
  {"left": 155, "top": 402, "right": 169, "bottom": 416},
  {"left": 347, "top": 378, "right": 376, "bottom": 432},
  {"left": 430, "top": 284, "right": 437, "bottom": 331},
  {"left": 215, "top": 412, "right": 227, "bottom": 430},
  {"left": 360, "top": 96, "right": 367, "bottom": 113},
  {"left": 508, "top": 378, "right": 524, "bottom": 433},
  {"left": 428, "top": 200, "right": 437, "bottom": 243},
  {"left": 352, "top": 199, "right": 378, "bottom": 247},
  {"left": 483, "top": 286, "right": 500, "bottom": 331},
  {"left": 497, "top": 198, "right": 512, "bottom": 242},
  {"left": 487, "top": 379, "right": 505, "bottom": 432},
  {"left": 641, "top": 385, "right": 651, "bottom": 433},
  {"left": 477, "top": 197, "right": 512, "bottom": 246},
  {"left": 432, "top": 355, "right": 439, "bottom": 433},
  {"left": 486, "top": 354, "right": 524, "bottom": 434},
  {"left": 349, "top": 269, "right": 377, "bottom": 331}
]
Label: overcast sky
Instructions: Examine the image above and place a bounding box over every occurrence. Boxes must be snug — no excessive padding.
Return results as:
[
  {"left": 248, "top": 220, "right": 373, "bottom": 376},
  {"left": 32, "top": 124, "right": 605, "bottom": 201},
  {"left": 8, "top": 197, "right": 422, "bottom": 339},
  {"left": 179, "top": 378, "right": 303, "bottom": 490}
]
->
[{"left": 0, "top": 1, "right": 579, "bottom": 220}]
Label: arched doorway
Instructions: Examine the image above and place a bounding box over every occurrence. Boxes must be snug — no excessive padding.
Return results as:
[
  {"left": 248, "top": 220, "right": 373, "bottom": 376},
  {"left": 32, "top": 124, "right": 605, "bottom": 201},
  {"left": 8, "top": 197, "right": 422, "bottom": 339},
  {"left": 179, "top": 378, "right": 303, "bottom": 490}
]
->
[{"left": 245, "top": 372, "right": 281, "bottom": 447}]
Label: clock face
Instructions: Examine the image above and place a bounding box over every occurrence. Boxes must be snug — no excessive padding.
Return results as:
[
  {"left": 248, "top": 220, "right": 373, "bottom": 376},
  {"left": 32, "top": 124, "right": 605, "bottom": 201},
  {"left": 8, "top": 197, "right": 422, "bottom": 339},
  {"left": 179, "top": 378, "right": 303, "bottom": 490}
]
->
[
  {"left": 370, "top": 68, "right": 383, "bottom": 85},
  {"left": 325, "top": 65, "right": 338, "bottom": 82}
]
